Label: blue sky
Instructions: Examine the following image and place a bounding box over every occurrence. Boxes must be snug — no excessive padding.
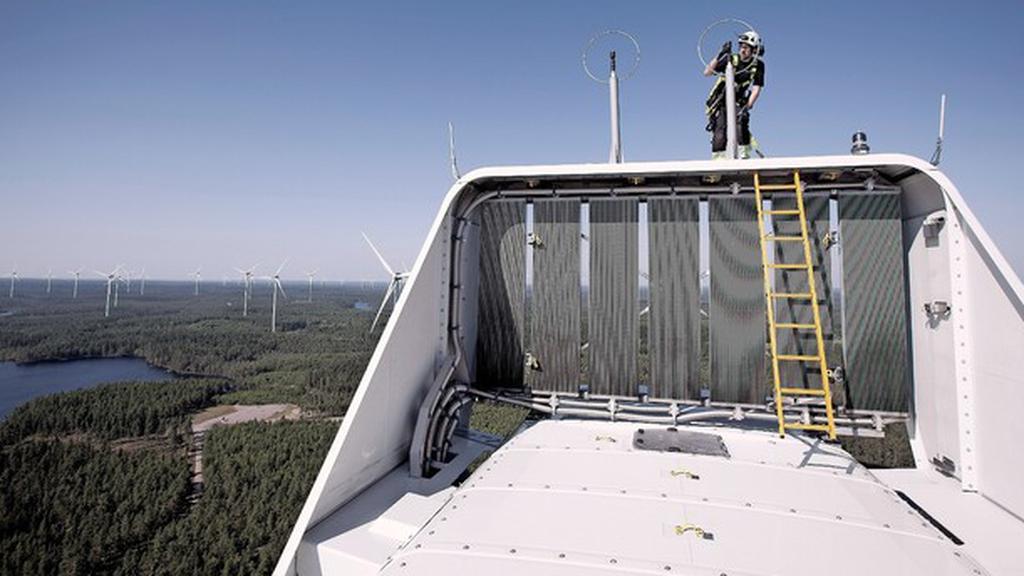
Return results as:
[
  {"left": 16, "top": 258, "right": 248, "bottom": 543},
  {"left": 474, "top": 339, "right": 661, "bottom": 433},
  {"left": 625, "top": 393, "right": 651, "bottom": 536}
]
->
[{"left": 1, "top": 1, "right": 1022, "bottom": 281}]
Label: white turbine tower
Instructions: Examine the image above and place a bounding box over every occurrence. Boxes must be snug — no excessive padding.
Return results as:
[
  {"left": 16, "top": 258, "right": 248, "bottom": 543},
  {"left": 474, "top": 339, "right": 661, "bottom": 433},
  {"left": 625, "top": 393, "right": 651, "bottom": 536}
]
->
[
  {"left": 262, "top": 261, "right": 288, "bottom": 333},
  {"left": 192, "top": 268, "right": 201, "bottom": 296},
  {"left": 139, "top": 268, "right": 146, "bottom": 296},
  {"left": 362, "top": 233, "right": 410, "bottom": 333},
  {"left": 94, "top": 266, "right": 121, "bottom": 317},
  {"left": 234, "top": 264, "right": 258, "bottom": 317},
  {"left": 113, "top": 270, "right": 122, "bottom": 308},
  {"left": 123, "top": 269, "right": 132, "bottom": 294},
  {"left": 306, "top": 269, "right": 318, "bottom": 303},
  {"left": 69, "top": 269, "right": 82, "bottom": 299},
  {"left": 8, "top": 266, "right": 18, "bottom": 299},
  {"left": 46, "top": 268, "right": 52, "bottom": 295}
]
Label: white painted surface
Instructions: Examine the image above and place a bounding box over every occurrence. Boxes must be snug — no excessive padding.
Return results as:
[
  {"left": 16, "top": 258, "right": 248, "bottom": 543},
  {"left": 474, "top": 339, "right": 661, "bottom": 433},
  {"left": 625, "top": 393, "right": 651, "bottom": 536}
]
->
[
  {"left": 375, "top": 421, "right": 983, "bottom": 576},
  {"left": 876, "top": 468, "right": 1024, "bottom": 576},
  {"left": 276, "top": 154, "right": 1024, "bottom": 575}
]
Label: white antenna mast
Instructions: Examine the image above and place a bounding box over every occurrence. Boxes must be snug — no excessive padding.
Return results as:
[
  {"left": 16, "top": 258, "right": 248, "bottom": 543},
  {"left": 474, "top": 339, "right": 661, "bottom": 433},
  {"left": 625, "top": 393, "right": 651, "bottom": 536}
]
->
[
  {"left": 448, "top": 121, "right": 461, "bottom": 180},
  {"left": 931, "top": 93, "right": 947, "bottom": 166},
  {"left": 608, "top": 52, "right": 622, "bottom": 163},
  {"left": 583, "top": 30, "right": 640, "bottom": 164}
]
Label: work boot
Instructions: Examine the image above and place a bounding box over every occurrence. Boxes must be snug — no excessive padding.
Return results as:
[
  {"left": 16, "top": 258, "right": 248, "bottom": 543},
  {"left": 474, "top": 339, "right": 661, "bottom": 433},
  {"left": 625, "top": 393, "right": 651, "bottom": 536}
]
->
[
  {"left": 738, "top": 145, "right": 751, "bottom": 160},
  {"left": 711, "top": 151, "right": 727, "bottom": 161}
]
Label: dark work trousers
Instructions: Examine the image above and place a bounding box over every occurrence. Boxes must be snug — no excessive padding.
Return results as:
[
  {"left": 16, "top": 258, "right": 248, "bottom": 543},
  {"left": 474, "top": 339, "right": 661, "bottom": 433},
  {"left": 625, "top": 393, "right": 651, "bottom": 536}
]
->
[{"left": 710, "top": 107, "right": 752, "bottom": 153}]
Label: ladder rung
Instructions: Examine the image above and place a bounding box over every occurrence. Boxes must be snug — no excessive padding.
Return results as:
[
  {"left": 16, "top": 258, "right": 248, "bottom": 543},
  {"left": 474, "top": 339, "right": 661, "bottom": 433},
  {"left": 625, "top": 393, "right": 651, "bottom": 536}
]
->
[
  {"left": 775, "top": 323, "right": 817, "bottom": 329},
  {"left": 766, "top": 209, "right": 801, "bottom": 215},
  {"left": 763, "top": 235, "right": 804, "bottom": 242},
  {"left": 779, "top": 387, "right": 827, "bottom": 396},
  {"left": 759, "top": 184, "right": 799, "bottom": 191},
  {"left": 785, "top": 422, "right": 831, "bottom": 431},
  {"left": 770, "top": 292, "right": 813, "bottom": 299},
  {"left": 776, "top": 354, "right": 821, "bottom": 362},
  {"left": 767, "top": 263, "right": 810, "bottom": 269}
]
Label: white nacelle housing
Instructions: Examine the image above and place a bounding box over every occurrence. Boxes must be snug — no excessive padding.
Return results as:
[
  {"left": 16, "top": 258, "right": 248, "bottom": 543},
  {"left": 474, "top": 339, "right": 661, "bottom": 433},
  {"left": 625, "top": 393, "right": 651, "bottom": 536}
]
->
[{"left": 274, "top": 154, "right": 1024, "bottom": 576}]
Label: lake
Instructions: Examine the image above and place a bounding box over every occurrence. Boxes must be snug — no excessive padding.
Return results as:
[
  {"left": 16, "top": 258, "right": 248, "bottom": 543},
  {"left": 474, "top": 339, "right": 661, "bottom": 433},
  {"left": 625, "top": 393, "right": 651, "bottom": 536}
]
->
[{"left": 0, "top": 358, "right": 177, "bottom": 418}]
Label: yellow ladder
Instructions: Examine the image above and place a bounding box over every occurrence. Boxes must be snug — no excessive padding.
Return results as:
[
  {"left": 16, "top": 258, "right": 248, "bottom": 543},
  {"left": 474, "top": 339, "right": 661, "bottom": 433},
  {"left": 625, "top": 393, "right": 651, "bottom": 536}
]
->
[{"left": 754, "top": 171, "right": 837, "bottom": 439}]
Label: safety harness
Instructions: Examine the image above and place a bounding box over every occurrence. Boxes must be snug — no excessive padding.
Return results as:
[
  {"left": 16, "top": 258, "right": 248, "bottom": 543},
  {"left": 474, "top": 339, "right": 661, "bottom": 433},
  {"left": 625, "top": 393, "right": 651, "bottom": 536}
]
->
[{"left": 705, "top": 54, "right": 760, "bottom": 117}]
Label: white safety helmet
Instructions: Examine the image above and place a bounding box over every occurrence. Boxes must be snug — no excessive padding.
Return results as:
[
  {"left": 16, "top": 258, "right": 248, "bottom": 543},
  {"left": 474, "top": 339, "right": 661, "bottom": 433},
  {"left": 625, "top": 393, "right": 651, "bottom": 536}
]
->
[{"left": 738, "top": 30, "right": 761, "bottom": 50}]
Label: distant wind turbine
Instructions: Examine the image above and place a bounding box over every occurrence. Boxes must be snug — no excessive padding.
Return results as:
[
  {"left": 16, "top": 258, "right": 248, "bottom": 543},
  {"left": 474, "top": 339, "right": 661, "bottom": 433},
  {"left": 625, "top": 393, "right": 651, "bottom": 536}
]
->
[
  {"left": 306, "top": 269, "right": 318, "bottom": 303},
  {"left": 8, "top": 266, "right": 18, "bottom": 299},
  {"left": 234, "top": 264, "right": 258, "bottom": 317},
  {"left": 69, "top": 269, "right": 82, "bottom": 299},
  {"left": 139, "top": 268, "right": 146, "bottom": 296},
  {"left": 46, "top": 268, "right": 52, "bottom": 295},
  {"left": 362, "top": 233, "right": 409, "bottom": 333},
  {"left": 262, "top": 261, "right": 288, "bottom": 333},
  {"left": 94, "top": 266, "right": 122, "bottom": 317},
  {"left": 192, "top": 268, "right": 202, "bottom": 296}
]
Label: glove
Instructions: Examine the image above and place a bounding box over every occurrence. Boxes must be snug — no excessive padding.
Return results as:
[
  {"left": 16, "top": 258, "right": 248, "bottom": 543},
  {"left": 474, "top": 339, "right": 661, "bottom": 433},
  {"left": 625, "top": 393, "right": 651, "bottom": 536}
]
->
[{"left": 716, "top": 41, "right": 732, "bottom": 63}]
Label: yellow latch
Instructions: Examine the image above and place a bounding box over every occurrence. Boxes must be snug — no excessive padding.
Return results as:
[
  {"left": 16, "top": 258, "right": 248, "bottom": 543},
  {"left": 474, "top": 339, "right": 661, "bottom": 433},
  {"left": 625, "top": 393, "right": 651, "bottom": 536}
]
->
[
  {"left": 674, "top": 524, "right": 713, "bottom": 540},
  {"left": 669, "top": 469, "right": 700, "bottom": 480}
]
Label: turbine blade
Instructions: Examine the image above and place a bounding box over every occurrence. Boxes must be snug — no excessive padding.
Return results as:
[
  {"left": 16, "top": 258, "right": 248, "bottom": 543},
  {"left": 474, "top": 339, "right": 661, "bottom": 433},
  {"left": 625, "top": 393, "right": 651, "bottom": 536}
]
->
[
  {"left": 361, "top": 232, "right": 395, "bottom": 276},
  {"left": 276, "top": 279, "right": 287, "bottom": 300},
  {"left": 370, "top": 280, "right": 396, "bottom": 333},
  {"left": 275, "top": 259, "right": 289, "bottom": 276}
]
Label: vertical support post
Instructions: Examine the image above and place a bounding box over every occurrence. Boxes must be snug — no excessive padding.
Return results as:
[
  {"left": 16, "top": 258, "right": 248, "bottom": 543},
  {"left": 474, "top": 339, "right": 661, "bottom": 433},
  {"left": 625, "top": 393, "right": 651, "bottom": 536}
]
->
[
  {"left": 609, "top": 51, "right": 622, "bottom": 164},
  {"left": 724, "top": 59, "right": 737, "bottom": 160}
]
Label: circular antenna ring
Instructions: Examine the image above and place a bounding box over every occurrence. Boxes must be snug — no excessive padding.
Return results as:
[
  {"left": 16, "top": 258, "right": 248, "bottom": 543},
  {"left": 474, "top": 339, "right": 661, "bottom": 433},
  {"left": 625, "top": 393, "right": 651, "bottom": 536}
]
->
[
  {"left": 697, "top": 18, "right": 756, "bottom": 75},
  {"left": 582, "top": 30, "right": 641, "bottom": 84}
]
